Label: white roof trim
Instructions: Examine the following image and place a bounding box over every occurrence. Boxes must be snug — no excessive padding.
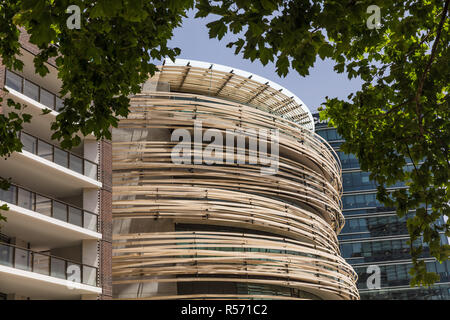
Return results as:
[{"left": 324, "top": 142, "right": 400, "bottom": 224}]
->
[{"left": 163, "top": 58, "right": 315, "bottom": 131}]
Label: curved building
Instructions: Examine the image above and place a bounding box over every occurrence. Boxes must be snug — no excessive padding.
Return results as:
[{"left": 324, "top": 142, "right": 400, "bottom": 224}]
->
[{"left": 112, "top": 59, "right": 359, "bottom": 300}]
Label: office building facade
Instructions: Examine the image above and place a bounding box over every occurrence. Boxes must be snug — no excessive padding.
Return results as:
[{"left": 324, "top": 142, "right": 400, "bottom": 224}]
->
[
  {"left": 314, "top": 113, "right": 450, "bottom": 299},
  {"left": 0, "top": 30, "right": 112, "bottom": 299},
  {"left": 112, "top": 59, "right": 359, "bottom": 300}
]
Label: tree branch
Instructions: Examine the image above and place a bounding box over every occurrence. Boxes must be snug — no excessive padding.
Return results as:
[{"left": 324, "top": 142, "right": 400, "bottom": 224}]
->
[{"left": 415, "top": 0, "right": 449, "bottom": 134}]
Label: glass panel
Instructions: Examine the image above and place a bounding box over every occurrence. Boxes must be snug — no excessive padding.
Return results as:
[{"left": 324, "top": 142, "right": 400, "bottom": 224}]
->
[
  {"left": 55, "top": 97, "right": 64, "bottom": 112},
  {"left": 68, "top": 207, "right": 82, "bottom": 227},
  {"left": 14, "top": 248, "right": 31, "bottom": 271},
  {"left": 35, "top": 195, "right": 52, "bottom": 216},
  {"left": 317, "top": 131, "right": 326, "bottom": 139},
  {"left": 83, "top": 265, "right": 97, "bottom": 286},
  {"left": 328, "top": 129, "right": 337, "bottom": 140},
  {"left": 0, "top": 244, "right": 13, "bottom": 267},
  {"left": 69, "top": 154, "right": 83, "bottom": 174},
  {"left": 386, "top": 265, "right": 396, "bottom": 282},
  {"left": 53, "top": 201, "right": 68, "bottom": 222},
  {"left": 40, "top": 88, "right": 55, "bottom": 110},
  {"left": 17, "top": 188, "right": 33, "bottom": 210},
  {"left": 341, "top": 244, "right": 352, "bottom": 258},
  {"left": 426, "top": 262, "right": 437, "bottom": 273},
  {"left": 436, "top": 262, "right": 446, "bottom": 273},
  {"left": 0, "top": 185, "right": 16, "bottom": 204},
  {"left": 349, "top": 219, "right": 358, "bottom": 231},
  {"left": 352, "top": 243, "right": 362, "bottom": 257},
  {"left": 37, "top": 140, "right": 53, "bottom": 161},
  {"left": 5, "top": 70, "right": 22, "bottom": 92},
  {"left": 84, "top": 212, "right": 98, "bottom": 231},
  {"left": 67, "top": 262, "right": 81, "bottom": 283},
  {"left": 342, "top": 171, "right": 377, "bottom": 191},
  {"left": 23, "top": 80, "right": 39, "bottom": 101},
  {"left": 50, "top": 257, "right": 66, "bottom": 279},
  {"left": 20, "top": 132, "right": 37, "bottom": 154},
  {"left": 33, "top": 253, "right": 50, "bottom": 275},
  {"left": 84, "top": 160, "right": 98, "bottom": 180},
  {"left": 54, "top": 148, "right": 68, "bottom": 168},
  {"left": 397, "top": 266, "right": 408, "bottom": 279}
]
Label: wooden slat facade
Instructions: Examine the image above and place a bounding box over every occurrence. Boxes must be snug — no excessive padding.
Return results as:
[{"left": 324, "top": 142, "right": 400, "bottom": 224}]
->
[{"left": 112, "top": 65, "right": 358, "bottom": 300}]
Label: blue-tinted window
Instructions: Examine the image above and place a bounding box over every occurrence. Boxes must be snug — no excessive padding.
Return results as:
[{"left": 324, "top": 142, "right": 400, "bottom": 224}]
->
[
  {"left": 316, "top": 128, "right": 343, "bottom": 141},
  {"left": 340, "top": 215, "right": 409, "bottom": 237},
  {"left": 340, "top": 238, "right": 431, "bottom": 263},
  {"left": 355, "top": 261, "right": 450, "bottom": 290},
  {"left": 343, "top": 193, "right": 380, "bottom": 210},
  {"left": 338, "top": 151, "right": 359, "bottom": 169},
  {"left": 343, "top": 171, "right": 377, "bottom": 191}
]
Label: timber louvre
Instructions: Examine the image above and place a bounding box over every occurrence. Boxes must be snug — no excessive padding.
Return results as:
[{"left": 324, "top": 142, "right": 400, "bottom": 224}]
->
[{"left": 112, "top": 60, "right": 359, "bottom": 300}]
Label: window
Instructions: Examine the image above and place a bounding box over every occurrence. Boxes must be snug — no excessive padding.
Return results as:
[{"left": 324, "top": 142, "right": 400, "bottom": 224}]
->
[
  {"left": 23, "top": 80, "right": 39, "bottom": 101},
  {"left": 54, "top": 148, "right": 68, "bottom": 168},
  {"left": 53, "top": 201, "right": 68, "bottom": 222},
  {"left": 69, "top": 154, "right": 83, "bottom": 174},
  {"left": 0, "top": 185, "right": 16, "bottom": 204},
  {"left": 20, "top": 132, "right": 37, "bottom": 154},
  {"left": 17, "top": 188, "right": 33, "bottom": 210},
  {"left": 40, "top": 88, "right": 55, "bottom": 109},
  {"left": 5, "top": 70, "right": 22, "bottom": 92}
]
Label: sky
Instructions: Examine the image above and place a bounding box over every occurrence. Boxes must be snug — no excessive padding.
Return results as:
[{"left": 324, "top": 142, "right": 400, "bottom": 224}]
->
[{"left": 162, "top": 10, "right": 363, "bottom": 113}]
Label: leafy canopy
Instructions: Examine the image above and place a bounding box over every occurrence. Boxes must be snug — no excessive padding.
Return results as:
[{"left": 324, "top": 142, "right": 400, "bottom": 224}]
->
[
  {"left": 196, "top": 0, "right": 449, "bottom": 287},
  {"left": 0, "top": 0, "right": 449, "bottom": 287},
  {"left": 0, "top": 0, "right": 193, "bottom": 224}
]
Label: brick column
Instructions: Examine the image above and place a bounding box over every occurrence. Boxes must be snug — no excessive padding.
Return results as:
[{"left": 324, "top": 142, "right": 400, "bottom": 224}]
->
[
  {"left": 0, "top": 57, "right": 5, "bottom": 114},
  {"left": 99, "top": 139, "right": 113, "bottom": 299}
]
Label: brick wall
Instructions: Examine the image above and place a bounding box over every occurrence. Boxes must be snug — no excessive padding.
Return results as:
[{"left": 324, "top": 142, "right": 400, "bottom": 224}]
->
[
  {"left": 0, "top": 57, "right": 5, "bottom": 114},
  {"left": 18, "top": 27, "right": 57, "bottom": 67},
  {"left": 99, "top": 140, "right": 113, "bottom": 299}
]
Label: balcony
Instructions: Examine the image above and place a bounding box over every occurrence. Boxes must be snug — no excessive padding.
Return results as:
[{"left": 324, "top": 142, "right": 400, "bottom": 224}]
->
[
  {"left": 0, "top": 184, "right": 101, "bottom": 248},
  {"left": 4, "top": 69, "right": 64, "bottom": 113},
  {"left": 19, "top": 131, "right": 98, "bottom": 181},
  {"left": 0, "top": 183, "right": 98, "bottom": 232},
  {"left": 0, "top": 242, "right": 101, "bottom": 299},
  {"left": 0, "top": 242, "right": 97, "bottom": 285},
  {"left": 0, "top": 132, "right": 101, "bottom": 198}
]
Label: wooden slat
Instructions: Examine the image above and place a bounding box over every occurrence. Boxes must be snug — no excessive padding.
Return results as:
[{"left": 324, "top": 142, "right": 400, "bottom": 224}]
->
[{"left": 112, "top": 92, "right": 357, "bottom": 300}]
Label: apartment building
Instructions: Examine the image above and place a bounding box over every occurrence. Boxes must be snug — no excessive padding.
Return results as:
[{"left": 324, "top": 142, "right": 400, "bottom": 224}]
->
[
  {"left": 314, "top": 113, "right": 450, "bottom": 299},
  {"left": 0, "top": 31, "right": 112, "bottom": 299}
]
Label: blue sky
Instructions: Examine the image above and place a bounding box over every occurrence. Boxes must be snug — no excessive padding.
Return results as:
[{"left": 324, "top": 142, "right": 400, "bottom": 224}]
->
[{"left": 163, "top": 10, "right": 363, "bottom": 113}]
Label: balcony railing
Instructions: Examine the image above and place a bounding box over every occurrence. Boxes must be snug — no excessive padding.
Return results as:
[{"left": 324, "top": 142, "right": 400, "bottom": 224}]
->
[
  {"left": 0, "top": 242, "right": 98, "bottom": 287},
  {"left": 19, "top": 131, "right": 98, "bottom": 181},
  {"left": 4, "top": 69, "right": 64, "bottom": 112},
  {"left": 0, "top": 184, "right": 98, "bottom": 232}
]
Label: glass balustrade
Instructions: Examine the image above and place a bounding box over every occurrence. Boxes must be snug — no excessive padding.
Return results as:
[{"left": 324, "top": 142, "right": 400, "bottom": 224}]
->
[
  {"left": 5, "top": 69, "right": 64, "bottom": 112},
  {"left": 0, "top": 184, "right": 98, "bottom": 232},
  {"left": 0, "top": 242, "right": 98, "bottom": 286},
  {"left": 18, "top": 131, "right": 98, "bottom": 180}
]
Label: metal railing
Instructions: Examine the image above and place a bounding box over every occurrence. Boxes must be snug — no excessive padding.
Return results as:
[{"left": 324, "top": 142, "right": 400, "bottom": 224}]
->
[
  {"left": 19, "top": 131, "right": 98, "bottom": 181},
  {"left": 0, "top": 242, "right": 98, "bottom": 287},
  {"left": 0, "top": 184, "right": 98, "bottom": 232},
  {"left": 5, "top": 69, "right": 64, "bottom": 112}
]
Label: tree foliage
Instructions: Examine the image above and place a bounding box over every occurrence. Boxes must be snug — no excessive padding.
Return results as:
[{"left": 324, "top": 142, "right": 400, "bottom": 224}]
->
[
  {"left": 0, "top": 0, "right": 448, "bottom": 287},
  {"left": 0, "top": 0, "right": 194, "bottom": 223},
  {"left": 1, "top": 0, "right": 194, "bottom": 148},
  {"left": 196, "top": 0, "right": 450, "bottom": 287}
]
